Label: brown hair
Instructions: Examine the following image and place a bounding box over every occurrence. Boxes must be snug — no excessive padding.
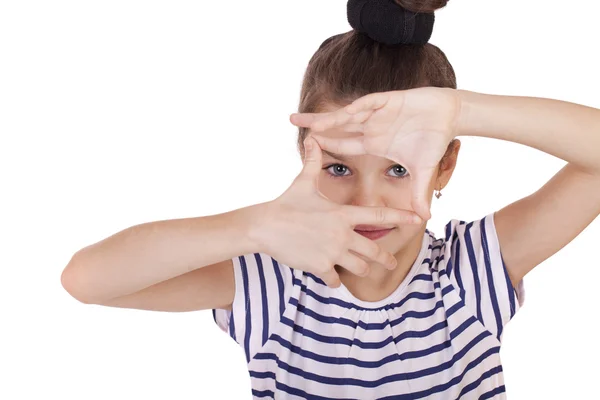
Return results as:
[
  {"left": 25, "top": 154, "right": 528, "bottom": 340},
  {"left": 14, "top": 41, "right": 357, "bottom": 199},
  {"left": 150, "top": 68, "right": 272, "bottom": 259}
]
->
[{"left": 296, "top": 0, "right": 458, "bottom": 165}]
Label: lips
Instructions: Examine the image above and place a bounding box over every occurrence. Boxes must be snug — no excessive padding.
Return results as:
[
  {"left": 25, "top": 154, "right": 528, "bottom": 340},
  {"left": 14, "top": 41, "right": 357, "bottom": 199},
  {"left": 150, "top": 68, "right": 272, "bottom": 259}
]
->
[{"left": 354, "top": 226, "right": 396, "bottom": 240}]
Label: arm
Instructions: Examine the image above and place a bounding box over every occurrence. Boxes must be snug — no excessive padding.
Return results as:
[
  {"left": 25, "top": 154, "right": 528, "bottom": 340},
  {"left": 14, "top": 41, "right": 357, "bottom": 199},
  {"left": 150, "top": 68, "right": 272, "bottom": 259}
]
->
[
  {"left": 61, "top": 205, "right": 262, "bottom": 311},
  {"left": 456, "top": 90, "right": 600, "bottom": 286}
]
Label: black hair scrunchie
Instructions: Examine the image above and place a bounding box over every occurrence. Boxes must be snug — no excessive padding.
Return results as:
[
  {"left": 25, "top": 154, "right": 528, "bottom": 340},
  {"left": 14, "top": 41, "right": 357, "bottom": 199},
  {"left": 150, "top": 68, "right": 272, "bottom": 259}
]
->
[{"left": 347, "top": 0, "right": 435, "bottom": 45}]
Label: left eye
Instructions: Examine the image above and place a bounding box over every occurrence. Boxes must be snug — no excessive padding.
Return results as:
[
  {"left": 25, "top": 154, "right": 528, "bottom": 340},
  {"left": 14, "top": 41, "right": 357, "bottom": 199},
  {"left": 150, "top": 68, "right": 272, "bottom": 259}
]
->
[
  {"left": 326, "top": 164, "right": 350, "bottom": 177},
  {"left": 388, "top": 165, "right": 408, "bottom": 178}
]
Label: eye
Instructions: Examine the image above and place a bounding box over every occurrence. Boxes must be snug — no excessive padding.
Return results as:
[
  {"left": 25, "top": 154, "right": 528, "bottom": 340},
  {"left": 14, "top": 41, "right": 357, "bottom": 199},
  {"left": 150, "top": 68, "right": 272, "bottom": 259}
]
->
[
  {"left": 324, "top": 163, "right": 351, "bottom": 178},
  {"left": 387, "top": 164, "right": 409, "bottom": 178}
]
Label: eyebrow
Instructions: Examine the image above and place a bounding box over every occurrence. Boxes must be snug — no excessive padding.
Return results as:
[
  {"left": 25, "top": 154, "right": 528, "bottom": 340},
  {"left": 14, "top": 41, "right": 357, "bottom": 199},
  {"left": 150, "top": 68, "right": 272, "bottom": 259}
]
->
[{"left": 321, "top": 149, "right": 350, "bottom": 162}]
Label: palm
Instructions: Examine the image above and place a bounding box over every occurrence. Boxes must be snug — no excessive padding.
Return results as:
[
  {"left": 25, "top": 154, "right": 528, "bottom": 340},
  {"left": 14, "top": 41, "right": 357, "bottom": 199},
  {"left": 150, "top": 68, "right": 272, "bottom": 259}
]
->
[{"left": 290, "top": 87, "right": 460, "bottom": 220}]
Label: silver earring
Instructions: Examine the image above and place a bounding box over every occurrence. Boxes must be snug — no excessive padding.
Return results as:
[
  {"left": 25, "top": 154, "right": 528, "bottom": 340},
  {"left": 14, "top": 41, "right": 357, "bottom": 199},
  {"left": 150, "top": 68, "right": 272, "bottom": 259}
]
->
[{"left": 435, "top": 188, "right": 442, "bottom": 199}]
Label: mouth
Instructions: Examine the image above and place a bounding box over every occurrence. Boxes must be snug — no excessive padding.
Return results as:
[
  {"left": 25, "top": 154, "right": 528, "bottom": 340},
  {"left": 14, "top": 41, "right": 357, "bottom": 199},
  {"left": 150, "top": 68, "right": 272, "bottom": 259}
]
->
[{"left": 354, "top": 226, "right": 396, "bottom": 240}]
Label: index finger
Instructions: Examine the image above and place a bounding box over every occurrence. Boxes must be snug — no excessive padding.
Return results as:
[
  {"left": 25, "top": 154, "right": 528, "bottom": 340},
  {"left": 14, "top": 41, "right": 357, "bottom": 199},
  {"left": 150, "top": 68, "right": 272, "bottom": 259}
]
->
[
  {"left": 312, "top": 135, "right": 367, "bottom": 156},
  {"left": 290, "top": 108, "right": 369, "bottom": 133},
  {"left": 342, "top": 205, "right": 422, "bottom": 226}
]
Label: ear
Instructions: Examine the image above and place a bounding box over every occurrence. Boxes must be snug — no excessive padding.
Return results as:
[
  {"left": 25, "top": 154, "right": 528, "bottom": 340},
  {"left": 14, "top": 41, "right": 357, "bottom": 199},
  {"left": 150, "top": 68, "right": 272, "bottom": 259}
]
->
[{"left": 436, "top": 139, "right": 461, "bottom": 189}]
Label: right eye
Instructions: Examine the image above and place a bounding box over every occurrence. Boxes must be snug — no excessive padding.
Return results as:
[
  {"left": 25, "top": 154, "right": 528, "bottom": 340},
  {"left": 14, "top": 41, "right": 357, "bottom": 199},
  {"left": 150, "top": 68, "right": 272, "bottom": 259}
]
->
[{"left": 324, "top": 164, "right": 351, "bottom": 178}]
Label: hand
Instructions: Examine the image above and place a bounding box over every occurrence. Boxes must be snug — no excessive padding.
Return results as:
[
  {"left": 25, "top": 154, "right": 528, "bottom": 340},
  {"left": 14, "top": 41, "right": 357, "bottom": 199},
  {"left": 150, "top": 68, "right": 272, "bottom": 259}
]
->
[
  {"left": 289, "top": 87, "right": 461, "bottom": 221},
  {"left": 249, "top": 136, "right": 422, "bottom": 288}
]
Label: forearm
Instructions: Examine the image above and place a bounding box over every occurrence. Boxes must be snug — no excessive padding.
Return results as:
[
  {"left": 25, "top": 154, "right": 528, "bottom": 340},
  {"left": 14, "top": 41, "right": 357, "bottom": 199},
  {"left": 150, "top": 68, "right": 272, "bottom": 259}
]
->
[
  {"left": 62, "top": 204, "right": 263, "bottom": 303},
  {"left": 456, "top": 90, "right": 600, "bottom": 175}
]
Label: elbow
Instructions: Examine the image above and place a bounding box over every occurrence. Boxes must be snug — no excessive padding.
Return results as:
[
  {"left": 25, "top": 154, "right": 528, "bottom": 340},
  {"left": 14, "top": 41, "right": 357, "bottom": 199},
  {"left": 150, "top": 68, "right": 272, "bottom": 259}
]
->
[{"left": 60, "top": 255, "right": 96, "bottom": 305}]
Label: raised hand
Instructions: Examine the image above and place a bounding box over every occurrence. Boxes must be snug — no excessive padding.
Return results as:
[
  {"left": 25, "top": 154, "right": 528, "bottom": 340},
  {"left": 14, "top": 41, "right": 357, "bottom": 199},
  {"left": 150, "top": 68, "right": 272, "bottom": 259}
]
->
[
  {"left": 249, "top": 136, "right": 422, "bottom": 288},
  {"left": 289, "top": 87, "right": 461, "bottom": 221}
]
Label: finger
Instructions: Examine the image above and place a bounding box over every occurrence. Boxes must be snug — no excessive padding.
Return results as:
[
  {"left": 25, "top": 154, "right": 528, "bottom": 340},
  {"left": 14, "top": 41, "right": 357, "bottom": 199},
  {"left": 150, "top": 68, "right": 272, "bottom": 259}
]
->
[
  {"left": 350, "top": 233, "right": 397, "bottom": 270},
  {"left": 345, "top": 92, "right": 390, "bottom": 115},
  {"left": 312, "top": 135, "right": 367, "bottom": 156},
  {"left": 290, "top": 109, "right": 370, "bottom": 133},
  {"left": 411, "top": 169, "right": 436, "bottom": 221},
  {"left": 319, "top": 267, "right": 341, "bottom": 288},
  {"left": 290, "top": 112, "right": 320, "bottom": 128},
  {"left": 300, "top": 136, "right": 323, "bottom": 182},
  {"left": 337, "top": 252, "right": 371, "bottom": 277},
  {"left": 343, "top": 205, "right": 422, "bottom": 226},
  {"left": 312, "top": 108, "right": 371, "bottom": 132}
]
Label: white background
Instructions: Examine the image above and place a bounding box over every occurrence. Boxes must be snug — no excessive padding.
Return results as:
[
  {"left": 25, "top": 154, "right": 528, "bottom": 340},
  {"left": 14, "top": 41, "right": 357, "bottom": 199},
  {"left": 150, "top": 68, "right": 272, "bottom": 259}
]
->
[{"left": 1, "top": 0, "right": 599, "bottom": 399}]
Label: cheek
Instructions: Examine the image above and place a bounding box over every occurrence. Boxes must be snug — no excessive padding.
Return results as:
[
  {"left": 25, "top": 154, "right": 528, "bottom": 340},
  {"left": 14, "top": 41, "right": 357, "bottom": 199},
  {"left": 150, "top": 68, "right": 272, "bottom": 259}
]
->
[
  {"left": 383, "top": 182, "right": 413, "bottom": 208},
  {"left": 317, "top": 179, "right": 352, "bottom": 204}
]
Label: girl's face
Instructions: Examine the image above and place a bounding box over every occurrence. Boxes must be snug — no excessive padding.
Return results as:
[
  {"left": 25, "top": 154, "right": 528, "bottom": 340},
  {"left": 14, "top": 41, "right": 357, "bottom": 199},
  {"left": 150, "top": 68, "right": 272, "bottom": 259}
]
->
[{"left": 305, "top": 104, "right": 460, "bottom": 258}]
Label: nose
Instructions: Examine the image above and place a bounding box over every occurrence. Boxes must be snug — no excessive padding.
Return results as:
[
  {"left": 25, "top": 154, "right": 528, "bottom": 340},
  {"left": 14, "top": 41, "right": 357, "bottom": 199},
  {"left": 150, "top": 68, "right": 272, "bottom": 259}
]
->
[{"left": 349, "top": 181, "right": 388, "bottom": 208}]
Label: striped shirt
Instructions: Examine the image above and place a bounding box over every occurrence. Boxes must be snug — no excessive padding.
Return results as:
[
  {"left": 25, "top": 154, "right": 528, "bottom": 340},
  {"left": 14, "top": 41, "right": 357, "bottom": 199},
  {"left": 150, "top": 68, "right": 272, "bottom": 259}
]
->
[{"left": 213, "top": 213, "right": 525, "bottom": 399}]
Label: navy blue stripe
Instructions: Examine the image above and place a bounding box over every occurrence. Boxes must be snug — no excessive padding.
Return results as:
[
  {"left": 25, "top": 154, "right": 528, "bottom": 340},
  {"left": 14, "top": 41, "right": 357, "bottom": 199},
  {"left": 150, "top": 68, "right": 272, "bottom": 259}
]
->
[
  {"left": 289, "top": 292, "right": 459, "bottom": 337},
  {"left": 411, "top": 273, "right": 433, "bottom": 282},
  {"left": 444, "top": 225, "right": 455, "bottom": 277},
  {"left": 444, "top": 299, "right": 463, "bottom": 320},
  {"left": 480, "top": 218, "right": 503, "bottom": 340},
  {"left": 277, "top": 312, "right": 475, "bottom": 352},
  {"left": 251, "top": 343, "right": 500, "bottom": 392},
  {"left": 305, "top": 272, "right": 327, "bottom": 286},
  {"left": 289, "top": 286, "right": 446, "bottom": 329},
  {"left": 256, "top": 336, "right": 398, "bottom": 367},
  {"left": 446, "top": 254, "right": 454, "bottom": 277},
  {"left": 501, "top": 253, "right": 517, "bottom": 318},
  {"left": 478, "top": 384, "right": 506, "bottom": 400},
  {"left": 281, "top": 315, "right": 352, "bottom": 346},
  {"left": 254, "top": 254, "right": 270, "bottom": 347},
  {"left": 453, "top": 365, "right": 504, "bottom": 399},
  {"left": 258, "top": 326, "right": 490, "bottom": 374},
  {"left": 239, "top": 255, "right": 251, "bottom": 363},
  {"left": 453, "top": 237, "right": 466, "bottom": 300},
  {"left": 251, "top": 389, "right": 275, "bottom": 398},
  {"left": 464, "top": 222, "right": 483, "bottom": 322},
  {"left": 272, "top": 258, "right": 286, "bottom": 316},
  {"left": 449, "top": 316, "right": 478, "bottom": 340},
  {"left": 431, "top": 243, "right": 443, "bottom": 251},
  {"left": 250, "top": 370, "right": 275, "bottom": 380},
  {"left": 389, "top": 299, "right": 446, "bottom": 328},
  {"left": 295, "top": 276, "right": 441, "bottom": 312},
  {"left": 250, "top": 332, "right": 492, "bottom": 387},
  {"left": 398, "top": 337, "right": 452, "bottom": 361},
  {"left": 441, "top": 284, "right": 453, "bottom": 296},
  {"left": 255, "top": 318, "right": 458, "bottom": 370},
  {"left": 394, "top": 320, "right": 448, "bottom": 343},
  {"left": 275, "top": 381, "right": 357, "bottom": 400},
  {"left": 445, "top": 220, "right": 452, "bottom": 241},
  {"left": 229, "top": 309, "right": 236, "bottom": 341},
  {"left": 255, "top": 327, "right": 489, "bottom": 381},
  {"left": 378, "top": 346, "right": 501, "bottom": 400}
]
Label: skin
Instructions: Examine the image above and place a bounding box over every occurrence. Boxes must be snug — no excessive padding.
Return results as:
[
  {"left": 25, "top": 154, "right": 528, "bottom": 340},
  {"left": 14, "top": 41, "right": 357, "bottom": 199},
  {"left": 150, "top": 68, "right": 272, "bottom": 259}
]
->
[
  {"left": 304, "top": 102, "right": 461, "bottom": 302},
  {"left": 62, "top": 88, "right": 600, "bottom": 314},
  {"left": 292, "top": 87, "right": 600, "bottom": 294}
]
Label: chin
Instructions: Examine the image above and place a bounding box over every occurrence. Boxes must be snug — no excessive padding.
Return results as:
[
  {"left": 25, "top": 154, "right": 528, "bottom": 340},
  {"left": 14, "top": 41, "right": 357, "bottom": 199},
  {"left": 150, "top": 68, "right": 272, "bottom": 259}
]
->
[{"left": 382, "top": 228, "right": 420, "bottom": 254}]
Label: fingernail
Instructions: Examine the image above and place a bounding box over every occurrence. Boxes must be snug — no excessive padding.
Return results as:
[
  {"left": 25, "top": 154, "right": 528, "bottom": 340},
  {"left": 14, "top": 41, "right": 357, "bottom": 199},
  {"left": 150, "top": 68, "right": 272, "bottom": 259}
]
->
[{"left": 413, "top": 216, "right": 422, "bottom": 224}]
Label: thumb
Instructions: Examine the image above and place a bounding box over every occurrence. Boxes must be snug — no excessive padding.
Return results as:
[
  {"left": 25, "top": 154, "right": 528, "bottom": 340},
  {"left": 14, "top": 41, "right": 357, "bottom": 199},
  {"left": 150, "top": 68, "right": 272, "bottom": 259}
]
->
[
  {"left": 411, "top": 170, "right": 434, "bottom": 222},
  {"left": 301, "top": 136, "right": 323, "bottom": 182}
]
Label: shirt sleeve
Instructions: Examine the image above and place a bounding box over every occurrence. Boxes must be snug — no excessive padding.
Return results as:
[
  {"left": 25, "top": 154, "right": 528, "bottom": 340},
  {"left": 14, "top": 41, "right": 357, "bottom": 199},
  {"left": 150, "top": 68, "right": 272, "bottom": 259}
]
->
[
  {"left": 442, "top": 212, "right": 525, "bottom": 342},
  {"left": 212, "top": 252, "right": 294, "bottom": 363}
]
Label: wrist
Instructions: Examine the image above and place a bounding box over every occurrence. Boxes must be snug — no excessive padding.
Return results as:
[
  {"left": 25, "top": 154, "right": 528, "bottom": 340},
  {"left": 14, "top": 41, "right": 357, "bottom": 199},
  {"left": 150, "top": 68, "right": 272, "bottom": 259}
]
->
[
  {"left": 455, "top": 89, "right": 488, "bottom": 138},
  {"left": 235, "top": 201, "right": 274, "bottom": 255}
]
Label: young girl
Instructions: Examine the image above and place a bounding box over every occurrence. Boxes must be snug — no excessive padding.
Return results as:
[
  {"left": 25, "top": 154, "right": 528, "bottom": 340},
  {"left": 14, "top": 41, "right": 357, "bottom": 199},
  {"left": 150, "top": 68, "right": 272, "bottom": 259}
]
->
[{"left": 61, "top": 0, "right": 600, "bottom": 398}]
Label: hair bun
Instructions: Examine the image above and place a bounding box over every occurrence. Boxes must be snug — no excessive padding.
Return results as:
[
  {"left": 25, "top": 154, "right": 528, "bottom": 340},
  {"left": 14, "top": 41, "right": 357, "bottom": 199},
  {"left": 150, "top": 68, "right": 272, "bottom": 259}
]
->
[{"left": 347, "top": 0, "right": 435, "bottom": 45}]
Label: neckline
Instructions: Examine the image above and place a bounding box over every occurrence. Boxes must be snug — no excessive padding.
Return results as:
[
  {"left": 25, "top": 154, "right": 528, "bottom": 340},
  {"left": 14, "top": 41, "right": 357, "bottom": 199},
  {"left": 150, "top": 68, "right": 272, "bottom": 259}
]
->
[{"left": 334, "top": 230, "right": 431, "bottom": 310}]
